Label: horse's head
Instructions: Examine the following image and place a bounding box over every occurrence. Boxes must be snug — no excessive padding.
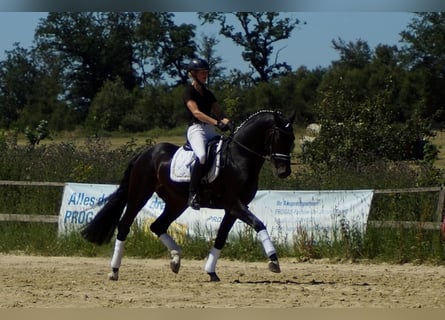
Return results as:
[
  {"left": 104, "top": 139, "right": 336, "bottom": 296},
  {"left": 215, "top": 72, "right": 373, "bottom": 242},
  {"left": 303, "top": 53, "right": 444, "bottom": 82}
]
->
[
  {"left": 267, "top": 111, "right": 296, "bottom": 178},
  {"left": 232, "top": 110, "right": 295, "bottom": 178}
]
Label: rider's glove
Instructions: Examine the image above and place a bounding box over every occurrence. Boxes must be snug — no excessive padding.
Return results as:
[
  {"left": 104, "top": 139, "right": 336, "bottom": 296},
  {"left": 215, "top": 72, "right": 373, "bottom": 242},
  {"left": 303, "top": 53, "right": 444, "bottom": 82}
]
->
[{"left": 216, "top": 121, "right": 231, "bottom": 132}]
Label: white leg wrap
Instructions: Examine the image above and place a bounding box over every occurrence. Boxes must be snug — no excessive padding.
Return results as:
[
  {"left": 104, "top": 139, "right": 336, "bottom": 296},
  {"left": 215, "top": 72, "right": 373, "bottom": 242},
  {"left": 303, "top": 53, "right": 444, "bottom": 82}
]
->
[
  {"left": 159, "top": 233, "right": 181, "bottom": 253},
  {"left": 204, "top": 247, "right": 221, "bottom": 273},
  {"left": 110, "top": 239, "right": 125, "bottom": 269},
  {"left": 258, "top": 229, "right": 276, "bottom": 257}
]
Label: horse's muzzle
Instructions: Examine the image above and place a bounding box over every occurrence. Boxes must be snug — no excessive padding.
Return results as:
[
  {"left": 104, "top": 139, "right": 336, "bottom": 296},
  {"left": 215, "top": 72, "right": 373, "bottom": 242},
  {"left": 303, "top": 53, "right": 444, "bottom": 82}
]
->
[{"left": 276, "top": 164, "right": 291, "bottom": 179}]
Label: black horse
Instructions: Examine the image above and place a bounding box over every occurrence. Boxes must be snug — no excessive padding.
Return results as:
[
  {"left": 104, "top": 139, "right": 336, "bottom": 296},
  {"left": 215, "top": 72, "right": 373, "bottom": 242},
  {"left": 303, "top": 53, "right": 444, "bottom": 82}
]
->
[{"left": 81, "top": 110, "right": 295, "bottom": 282}]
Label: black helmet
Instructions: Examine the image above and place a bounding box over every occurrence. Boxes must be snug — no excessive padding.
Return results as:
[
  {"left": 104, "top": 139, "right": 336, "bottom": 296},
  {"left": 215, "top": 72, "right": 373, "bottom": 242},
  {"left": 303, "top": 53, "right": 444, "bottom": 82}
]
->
[{"left": 188, "top": 58, "right": 209, "bottom": 72}]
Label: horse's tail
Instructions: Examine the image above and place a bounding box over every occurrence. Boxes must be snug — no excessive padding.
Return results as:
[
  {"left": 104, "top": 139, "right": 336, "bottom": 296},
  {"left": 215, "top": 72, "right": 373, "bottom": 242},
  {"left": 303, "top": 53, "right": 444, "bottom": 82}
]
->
[{"left": 80, "top": 155, "right": 137, "bottom": 245}]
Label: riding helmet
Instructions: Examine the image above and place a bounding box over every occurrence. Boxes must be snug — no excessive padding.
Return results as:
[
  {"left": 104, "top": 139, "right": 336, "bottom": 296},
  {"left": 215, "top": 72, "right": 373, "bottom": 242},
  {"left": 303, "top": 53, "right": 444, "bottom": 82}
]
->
[{"left": 188, "top": 58, "right": 209, "bottom": 71}]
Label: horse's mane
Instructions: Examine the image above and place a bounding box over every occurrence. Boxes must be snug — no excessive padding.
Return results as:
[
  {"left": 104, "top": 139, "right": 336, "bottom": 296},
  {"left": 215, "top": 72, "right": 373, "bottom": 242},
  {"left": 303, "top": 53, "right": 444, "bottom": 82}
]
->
[{"left": 234, "top": 109, "right": 284, "bottom": 134}]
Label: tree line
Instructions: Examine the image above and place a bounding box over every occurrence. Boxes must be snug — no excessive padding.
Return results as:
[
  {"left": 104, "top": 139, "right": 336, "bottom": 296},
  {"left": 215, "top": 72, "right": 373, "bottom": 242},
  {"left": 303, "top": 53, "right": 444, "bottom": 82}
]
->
[{"left": 1, "top": 12, "right": 445, "bottom": 167}]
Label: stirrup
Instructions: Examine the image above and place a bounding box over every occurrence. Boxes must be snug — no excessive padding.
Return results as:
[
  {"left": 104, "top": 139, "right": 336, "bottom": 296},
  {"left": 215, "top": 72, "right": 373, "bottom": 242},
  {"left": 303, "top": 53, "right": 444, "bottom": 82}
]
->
[{"left": 188, "top": 193, "right": 200, "bottom": 210}]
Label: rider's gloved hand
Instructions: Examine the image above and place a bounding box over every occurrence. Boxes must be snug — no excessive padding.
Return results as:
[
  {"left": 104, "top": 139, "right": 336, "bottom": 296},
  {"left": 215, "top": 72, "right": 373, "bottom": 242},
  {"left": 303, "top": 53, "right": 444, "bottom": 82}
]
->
[
  {"left": 227, "top": 121, "right": 235, "bottom": 132},
  {"left": 216, "top": 120, "right": 231, "bottom": 132}
]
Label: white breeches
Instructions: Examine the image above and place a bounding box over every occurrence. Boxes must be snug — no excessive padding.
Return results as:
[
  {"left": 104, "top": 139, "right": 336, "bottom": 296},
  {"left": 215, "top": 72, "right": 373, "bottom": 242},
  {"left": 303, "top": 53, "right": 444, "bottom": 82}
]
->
[{"left": 187, "top": 123, "right": 218, "bottom": 164}]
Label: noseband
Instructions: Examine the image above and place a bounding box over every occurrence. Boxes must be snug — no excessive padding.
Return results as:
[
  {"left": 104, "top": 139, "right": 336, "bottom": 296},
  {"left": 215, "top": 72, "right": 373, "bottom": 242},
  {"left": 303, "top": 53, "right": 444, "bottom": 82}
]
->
[{"left": 267, "top": 126, "right": 294, "bottom": 162}]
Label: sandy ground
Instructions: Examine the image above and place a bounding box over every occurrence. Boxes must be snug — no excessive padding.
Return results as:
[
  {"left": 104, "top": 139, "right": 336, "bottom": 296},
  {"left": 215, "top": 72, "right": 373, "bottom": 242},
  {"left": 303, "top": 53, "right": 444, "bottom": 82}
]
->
[{"left": 1, "top": 254, "right": 445, "bottom": 308}]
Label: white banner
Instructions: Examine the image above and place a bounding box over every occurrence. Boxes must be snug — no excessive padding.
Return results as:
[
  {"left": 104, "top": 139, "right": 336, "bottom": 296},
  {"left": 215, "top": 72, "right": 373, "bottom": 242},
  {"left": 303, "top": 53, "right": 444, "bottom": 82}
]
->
[
  {"left": 58, "top": 183, "right": 117, "bottom": 235},
  {"left": 247, "top": 190, "right": 374, "bottom": 242},
  {"left": 58, "top": 183, "right": 374, "bottom": 243}
]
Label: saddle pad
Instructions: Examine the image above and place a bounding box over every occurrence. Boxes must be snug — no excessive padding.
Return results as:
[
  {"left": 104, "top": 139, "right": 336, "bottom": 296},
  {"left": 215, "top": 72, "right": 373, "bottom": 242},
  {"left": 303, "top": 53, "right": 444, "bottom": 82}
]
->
[{"left": 170, "top": 139, "right": 223, "bottom": 183}]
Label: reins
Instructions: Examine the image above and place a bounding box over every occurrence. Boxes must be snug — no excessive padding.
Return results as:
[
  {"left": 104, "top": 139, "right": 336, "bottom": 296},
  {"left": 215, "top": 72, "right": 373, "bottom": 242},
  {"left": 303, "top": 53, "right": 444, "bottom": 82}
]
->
[
  {"left": 230, "top": 136, "right": 270, "bottom": 160},
  {"left": 228, "top": 127, "right": 292, "bottom": 162},
  {"left": 224, "top": 109, "right": 294, "bottom": 163}
]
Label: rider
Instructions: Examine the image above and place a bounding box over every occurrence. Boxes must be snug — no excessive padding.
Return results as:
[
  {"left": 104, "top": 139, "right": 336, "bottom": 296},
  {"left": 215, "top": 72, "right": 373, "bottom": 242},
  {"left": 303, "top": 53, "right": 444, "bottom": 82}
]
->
[{"left": 183, "top": 57, "right": 231, "bottom": 210}]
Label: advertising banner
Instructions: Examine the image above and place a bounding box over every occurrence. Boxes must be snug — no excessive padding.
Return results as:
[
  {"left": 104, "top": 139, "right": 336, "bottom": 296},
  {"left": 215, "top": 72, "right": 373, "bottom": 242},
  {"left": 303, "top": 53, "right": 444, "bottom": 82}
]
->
[
  {"left": 58, "top": 183, "right": 117, "bottom": 235},
  {"left": 247, "top": 190, "right": 374, "bottom": 242},
  {"left": 58, "top": 183, "right": 374, "bottom": 243}
]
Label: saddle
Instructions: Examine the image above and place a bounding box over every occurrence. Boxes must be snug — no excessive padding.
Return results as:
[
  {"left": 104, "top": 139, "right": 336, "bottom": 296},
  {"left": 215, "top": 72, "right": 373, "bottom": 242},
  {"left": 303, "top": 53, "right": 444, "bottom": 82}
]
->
[{"left": 170, "top": 137, "right": 224, "bottom": 183}]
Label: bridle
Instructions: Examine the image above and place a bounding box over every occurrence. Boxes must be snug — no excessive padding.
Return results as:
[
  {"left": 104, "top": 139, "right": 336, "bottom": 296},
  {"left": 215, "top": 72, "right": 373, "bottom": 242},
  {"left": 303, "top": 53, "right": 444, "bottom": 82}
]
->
[{"left": 230, "top": 124, "right": 293, "bottom": 163}]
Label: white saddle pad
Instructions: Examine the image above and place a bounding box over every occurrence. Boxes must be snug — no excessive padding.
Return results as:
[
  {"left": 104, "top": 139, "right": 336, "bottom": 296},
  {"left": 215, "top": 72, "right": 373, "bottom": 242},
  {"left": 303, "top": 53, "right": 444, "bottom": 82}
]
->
[{"left": 170, "top": 139, "right": 223, "bottom": 183}]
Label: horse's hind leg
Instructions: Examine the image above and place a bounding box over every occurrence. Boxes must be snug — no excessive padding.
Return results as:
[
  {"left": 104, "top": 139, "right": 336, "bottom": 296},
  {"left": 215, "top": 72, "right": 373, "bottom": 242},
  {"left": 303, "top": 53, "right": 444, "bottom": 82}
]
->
[
  {"left": 109, "top": 238, "right": 125, "bottom": 280},
  {"left": 108, "top": 187, "right": 156, "bottom": 280},
  {"left": 149, "top": 203, "right": 187, "bottom": 274},
  {"left": 108, "top": 202, "right": 148, "bottom": 281},
  {"left": 231, "top": 201, "right": 281, "bottom": 274}
]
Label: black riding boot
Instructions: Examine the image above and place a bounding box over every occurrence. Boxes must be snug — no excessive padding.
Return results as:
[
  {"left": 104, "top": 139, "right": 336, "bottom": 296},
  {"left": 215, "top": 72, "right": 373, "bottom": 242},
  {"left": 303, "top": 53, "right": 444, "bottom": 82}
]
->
[{"left": 188, "top": 161, "right": 205, "bottom": 210}]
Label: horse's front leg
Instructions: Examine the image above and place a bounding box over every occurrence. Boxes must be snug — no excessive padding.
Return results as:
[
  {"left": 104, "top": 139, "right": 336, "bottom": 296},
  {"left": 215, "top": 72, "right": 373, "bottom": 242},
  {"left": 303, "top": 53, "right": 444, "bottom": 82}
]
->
[
  {"left": 232, "top": 201, "right": 281, "bottom": 274},
  {"left": 258, "top": 229, "right": 281, "bottom": 273},
  {"left": 204, "top": 211, "right": 237, "bottom": 282},
  {"left": 159, "top": 233, "right": 181, "bottom": 273},
  {"left": 150, "top": 206, "right": 185, "bottom": 274}
]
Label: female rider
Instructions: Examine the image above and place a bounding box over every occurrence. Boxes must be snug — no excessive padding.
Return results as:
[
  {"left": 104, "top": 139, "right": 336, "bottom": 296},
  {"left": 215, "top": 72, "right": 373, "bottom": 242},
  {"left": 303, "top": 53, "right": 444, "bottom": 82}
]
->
[{"left": 183, "top": 58, "right": 231, "bottom": 210}]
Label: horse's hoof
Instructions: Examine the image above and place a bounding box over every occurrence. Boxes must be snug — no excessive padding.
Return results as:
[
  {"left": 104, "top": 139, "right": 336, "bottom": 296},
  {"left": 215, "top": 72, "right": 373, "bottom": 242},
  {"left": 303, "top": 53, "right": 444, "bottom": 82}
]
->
[
  {"left": 208, "top": 272, "right": 221, "bottom": 282},
  {"left": 108, "top": 271, "right": 119, "bottom": 281},
  {"left": 268, "top": 260, "right": 281, "bottom": 273},
  {"left": 170, "top": 251, "right": 181, "bottom": 274}
]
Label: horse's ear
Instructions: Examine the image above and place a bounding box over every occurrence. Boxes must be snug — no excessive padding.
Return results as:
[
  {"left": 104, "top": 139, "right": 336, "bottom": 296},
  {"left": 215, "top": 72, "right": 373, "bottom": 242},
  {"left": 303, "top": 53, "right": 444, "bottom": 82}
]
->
[
  {"left": 273, "top": 110, "right": 295, "bottom": 127},
  {"left": 273, "top": 110, "right": 284, "bottom": 125}
]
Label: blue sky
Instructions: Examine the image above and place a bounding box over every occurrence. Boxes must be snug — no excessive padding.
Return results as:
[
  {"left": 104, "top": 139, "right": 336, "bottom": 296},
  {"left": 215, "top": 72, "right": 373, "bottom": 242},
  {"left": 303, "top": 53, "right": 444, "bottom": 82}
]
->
[{"left": 0, "top": 12, "right": 414, "bottom": 71}]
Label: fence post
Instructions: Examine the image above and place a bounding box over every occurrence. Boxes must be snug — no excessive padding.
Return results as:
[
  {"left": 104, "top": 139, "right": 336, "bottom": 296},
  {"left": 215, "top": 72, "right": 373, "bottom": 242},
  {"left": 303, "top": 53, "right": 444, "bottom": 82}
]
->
[{"left": 436, "top": 186, "right": 445, "bottom": 241}]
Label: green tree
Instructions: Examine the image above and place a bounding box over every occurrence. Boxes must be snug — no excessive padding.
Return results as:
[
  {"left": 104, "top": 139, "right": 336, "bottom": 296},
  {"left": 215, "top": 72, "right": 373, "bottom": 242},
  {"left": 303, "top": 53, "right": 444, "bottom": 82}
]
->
[
  {"left": 303, "top": 87, "right": 435, "bottom": 170},
  {"left": 199, "top": 12, "right": 303, "bottom": 83},
  {"left": 198, "top": 35, "right": 226, "bottom": 86},
  {"left": 331, "top": 38, "right": 372, "bottom": 69},
  {"left": 321, "top": 38, "right": 373, "bottom": 105},
  {"left": 275, "top": 66, "right": 325, "bottom": 124},
  {"left": 318, "top": 39, "right": 411, "bottom": 118},
  {"left": 35, "top": 12, "right": 139, "bottom": 121},
  {"left": 400, "top": 12, "right": 445, "bottom": 123},
  {"left": 304, "top": 38, "right": 437, "bottom": 169},
  {"left": 123, "top": 84, "right": 187, "bottom": 132},
  {"left": 87, "top": 78, "right": 134, "bottom": 132},
  {"left": 136, "top": 12, "right": 197, "bottom": 85},
  {"left": 0, "top": 45, "right": 38, "bottom": 128},
  {"left": 0, "top": 43, "right": 69, "bottom": 132},
  {"left": 25, "top": 119, "right": 50, "bottom": 148}
]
